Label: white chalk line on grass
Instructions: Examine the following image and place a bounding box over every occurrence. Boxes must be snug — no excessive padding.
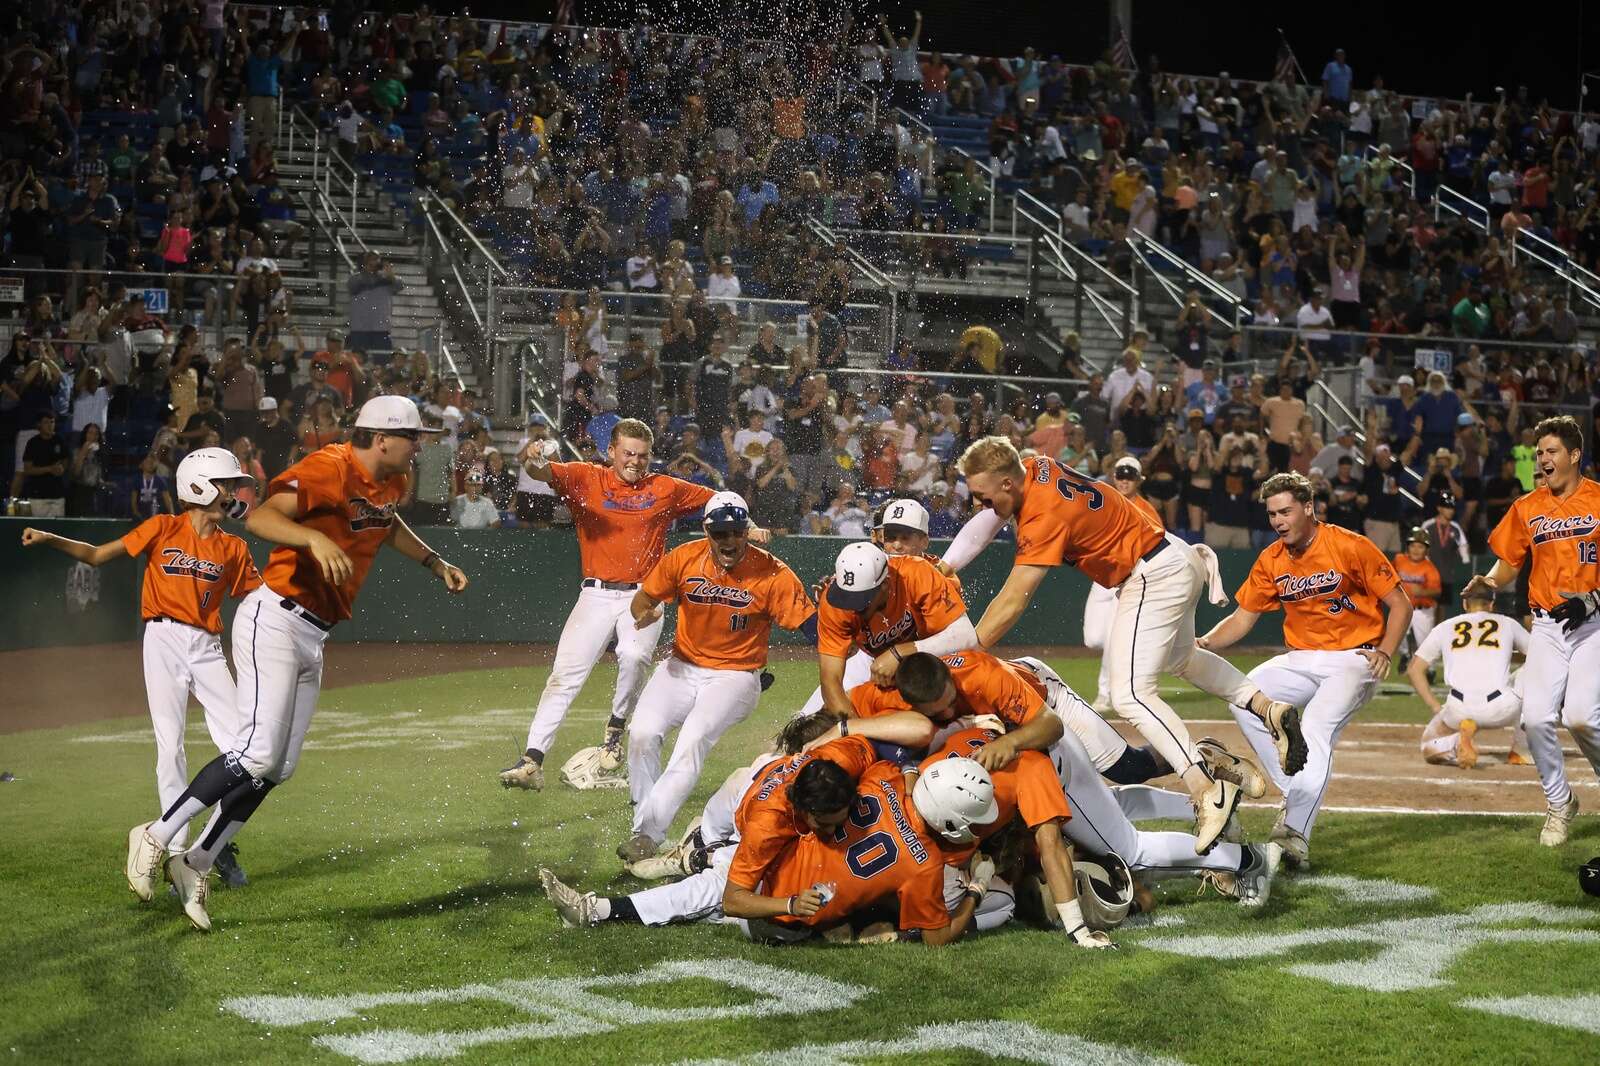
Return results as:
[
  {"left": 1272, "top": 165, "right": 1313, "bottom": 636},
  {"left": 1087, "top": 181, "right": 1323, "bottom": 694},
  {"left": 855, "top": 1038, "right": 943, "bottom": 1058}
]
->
[
  {"left": 1242, "top": 801, "right": 1544, "bottom": 817},
  {"left": 1329, "top": 772, "right": 1598, "bottom": 790}
]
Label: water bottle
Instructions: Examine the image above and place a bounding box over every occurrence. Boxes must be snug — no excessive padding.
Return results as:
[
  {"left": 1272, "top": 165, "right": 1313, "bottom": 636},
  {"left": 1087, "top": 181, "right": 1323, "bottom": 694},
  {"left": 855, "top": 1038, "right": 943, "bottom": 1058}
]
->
[{"left": 812, "top": 881, "right": 837, "bottom": 907}]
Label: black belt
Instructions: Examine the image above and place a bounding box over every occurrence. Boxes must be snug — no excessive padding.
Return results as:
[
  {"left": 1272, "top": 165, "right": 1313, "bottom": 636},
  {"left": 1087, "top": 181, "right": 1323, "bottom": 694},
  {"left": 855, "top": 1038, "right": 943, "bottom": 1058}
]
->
[
  {"left": 1140, "top": 538, "right": 1169, "bottom": 563},
  {"left": 280, "top": 598, "right": 334, "bottom": 631},
  {"left": 582, "top": 578, "right": 640, "bottom": 591},
  {"left": 1451, "top": 688, "right": 1503, "bottom": 702},
  {"left": 1532, "top": 607, "right": 1550, "bottom": 618},
  {"left": 146, "top": 615, "right": 194, "bottom": 627}
]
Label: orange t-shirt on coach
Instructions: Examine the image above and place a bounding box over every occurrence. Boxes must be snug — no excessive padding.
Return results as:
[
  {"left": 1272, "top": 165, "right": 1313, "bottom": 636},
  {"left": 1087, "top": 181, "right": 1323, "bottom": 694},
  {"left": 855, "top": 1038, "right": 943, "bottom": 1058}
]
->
[
  {"left": 548, "top": 462, "right": 714, "bottom": 584},
  {"left": 816, "top": 554, "right": 966, "bottom": 658},
  {"left": 1488, "top": 478, "right": 1600, "bottom": 613},
  {"left": 763, "top": 762, "right": 950, "bottom": 932},
  {"left": 848, "top": 649, "right": 1047, "bottom": 728},
  {"left": 642, "top": 539, "right": 816, "bottom": 670},
  {"left": 727, "top": 735, "right": 878, "bottom": 892},
  {"left": 1015, "top": 454, "right": 1165, "bottom": 588},
  {"left": 1236, "top": 522, "right": 1400, "bottom": 651},
  {"left": 263, "top": 443, "right": 409, "bottom": 623},
  {"left": 122, "top": 514, "right": 262, "bottom": 634},
  {"left": 1393, "top": 552, "right": 1443, "bottom": 610}
]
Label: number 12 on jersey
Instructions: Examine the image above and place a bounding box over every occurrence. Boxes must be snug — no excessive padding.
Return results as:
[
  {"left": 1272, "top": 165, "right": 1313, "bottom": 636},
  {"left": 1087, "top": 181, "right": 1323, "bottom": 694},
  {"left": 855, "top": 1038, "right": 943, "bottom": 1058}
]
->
[{"left": 1579, "top": 541, "right": 1597, "bottom": 565}]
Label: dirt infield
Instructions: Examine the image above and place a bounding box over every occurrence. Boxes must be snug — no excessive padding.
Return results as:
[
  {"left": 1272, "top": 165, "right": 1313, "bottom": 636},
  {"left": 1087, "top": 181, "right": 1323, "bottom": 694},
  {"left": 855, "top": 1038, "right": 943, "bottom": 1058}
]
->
[{"left": 3, "top": 641, "right": 1578, "bottom": 819}]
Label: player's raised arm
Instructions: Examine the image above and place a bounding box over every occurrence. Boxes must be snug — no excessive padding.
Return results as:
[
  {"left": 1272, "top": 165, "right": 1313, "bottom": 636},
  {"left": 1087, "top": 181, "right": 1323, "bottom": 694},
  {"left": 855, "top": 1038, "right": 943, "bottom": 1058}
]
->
[
  {"left": 19, "top": 527, "right": 128, "bottom": 566},
  {"left": 940, "top": 507, "right": 1007, "bottom": 572},
  {"left": 974, "top": 563, "right": 1050, "bottom": 649}
]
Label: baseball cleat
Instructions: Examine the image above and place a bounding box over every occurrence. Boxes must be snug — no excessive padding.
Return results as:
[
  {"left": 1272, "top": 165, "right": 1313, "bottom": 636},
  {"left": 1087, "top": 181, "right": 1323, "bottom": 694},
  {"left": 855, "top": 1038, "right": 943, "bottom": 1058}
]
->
[
  {"left": 214, "top": 843, "right": 248, "bottom": 888},
  {"left": 1455, "top": 720, "right": 1479, "bottom": 770},
  {"left": 1195, "top": 737, "right": 1267, "bottom": 799},
  {"left": 538, "top": 868, "right": 600, "bottom": 928},
  {"left": 167, "top": 854, "right": 212, "bottom": 932},
  {"left": 1540, "top": 795, "right": 1580, "bottom": 847},
  {"left": 616, "top": 832, "right": 658, "bottom": 863},
  {"left": 1199, "top": 842, "right": 1281, "bottom": 907},
  {"left": 1220, "top": 810, "right": 1246, "bottom": 845},
  {"left": 499, "top": 754, "right": 544, "bottom": 791},
  {"left": 1269, "top": 812, "right": 1311, "bottom": 870},
  {"left": 1193, "top": 778, "right": 1241, "bottom": 855},
  {"left": 126, "top": 823, "right": 165, "bottom": 902},
  {"left": 1262, "top": 700, "right": 1308, "bottom": 776},
  {"left": 1507, "top": 750, "right": 1534, "bottom": 766},
  {"left": 628, "top": 847, "right": 690, "bottom": 881}
]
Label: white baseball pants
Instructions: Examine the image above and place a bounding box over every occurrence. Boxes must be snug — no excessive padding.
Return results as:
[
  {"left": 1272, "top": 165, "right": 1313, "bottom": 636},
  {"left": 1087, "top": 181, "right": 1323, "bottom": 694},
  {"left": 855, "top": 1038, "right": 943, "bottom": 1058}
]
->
[
  {"left": 1081, "top": 583, "right": 1118, "bottom": 711},
  {"left": 632, "top": 844, "right": 737, "bottom": 926},
  {"left": 142, "top": 620, "right": 241, "bottom": 849},
  {"left": 796, "top": 648, "right": 873, "bottom": 717},
  {"left": 230, "top": 584, "right": 329, "bottom": 784},
  {"left": 1229, "top": 649, "right": 1378, "bottom": 840},
  {"left": 525, "top": 586, "right": 665, "bottom": 754},
  {"left": 1108, "top": 535, "right": 1262, "bottom": 776},
  {"left": 1048, "top": 720, "right": 1245, "bottom": 879},
  {"left": 1440, "top": 685, "right": 1523, "bottom": 730},
  {"left": 1011, "top": 656, "right": 1134, "bottom": 773},
  {"left": 1408, "top": 606, "right": 1436, "bottom": 653},
  {"left": 629, "top": 657, "right": 762, "bottom": 843},
  {"left": 1519, "top": 615, "right": 1600, "bottom": 806}
]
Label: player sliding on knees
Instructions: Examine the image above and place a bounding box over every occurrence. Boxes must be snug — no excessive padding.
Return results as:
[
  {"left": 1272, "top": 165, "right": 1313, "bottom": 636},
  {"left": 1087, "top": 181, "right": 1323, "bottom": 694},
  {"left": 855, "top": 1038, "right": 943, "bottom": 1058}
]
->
[
  {"left": 22, "top": 448, "right": 262, "bottom": 889},
  {"left": 1197, "top": 472, "right": 1411, "bottom": 871},
  {"left": 1464, "top": 415, "right": 1600, "bottom": 846},
  {"left": 501, "top": 419, "right": 767, "bottom": 792},
  {"left": 616, "top": 492, "right": 817, "bottom": 864},
  {"left": 952, "top": 436, "right": 1296, "bottom": 853},
  {"left": 1407, "top": 582, "right": 1530, "bottom": 770},
  {"left": 124, "top": 397, "right": 468, "bottom": 931}
]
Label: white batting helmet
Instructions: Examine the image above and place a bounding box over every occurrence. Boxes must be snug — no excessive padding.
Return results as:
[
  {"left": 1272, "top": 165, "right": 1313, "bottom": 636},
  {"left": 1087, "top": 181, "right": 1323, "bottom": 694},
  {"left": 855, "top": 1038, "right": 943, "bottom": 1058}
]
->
[
  {"left": 912, "top": 757, "right": 999, "bottom": 844},
  {"left": 825, "top": 541, "right": 890, "bottom": 611},
  {"left": 1072, "top": 853, "right": 1135, "bottom": 930},
  {"left": 175, "top": 447, "right": 255, "bottom": 518},
  {"left": 703, "top": 490, "right": 751, "bottom": 532}
]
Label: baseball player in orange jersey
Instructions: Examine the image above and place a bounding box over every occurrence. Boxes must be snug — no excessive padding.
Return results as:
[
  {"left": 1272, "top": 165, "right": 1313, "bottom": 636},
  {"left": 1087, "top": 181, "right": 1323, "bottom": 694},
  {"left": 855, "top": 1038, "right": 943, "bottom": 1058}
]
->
[
  {"left": 617, "top": 491, "right": 816, "bottom": 862},
  {"left": 22, "top": 448, "right": 261, "bottom": 886},
  {"left": 1200, "top": 472, "right": 1411, "bottom": 870},
  {"left": 815, "top": 542, "right": 976, "bottom": 717},
  {"left": 1407, "top": 583, "right": 1530, "bottom": 769},
  {"left": 795, "top": 498, "right": 961, "bottom": 717},
  {"left": 1466, "top": 415, "right": 1600, "bottom": 846},
  {"left": 1081, "top": 457, "right": 1164, "bottom": 712},
  {"left": 846, "top": 651, "right": 1281, "bottom": 901},
  {"left": 124, "top": 397, "right": 469, "bottom": 931},
  {"left": 954, "top": 437, "right": 1297, "bottom": 852},
  {"left": 500, "top": 419, "right": 769, "bottom": 791},
  {"left": 1394, "top": 530, "right": 1444, "bottom": 658}
]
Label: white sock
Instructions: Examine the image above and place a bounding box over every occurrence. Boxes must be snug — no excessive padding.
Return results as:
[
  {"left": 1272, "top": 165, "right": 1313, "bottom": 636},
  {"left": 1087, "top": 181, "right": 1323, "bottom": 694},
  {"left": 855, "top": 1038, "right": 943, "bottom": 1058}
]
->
[{"left": 1056, "top": 897, "right": 1085, "bottom": 932}]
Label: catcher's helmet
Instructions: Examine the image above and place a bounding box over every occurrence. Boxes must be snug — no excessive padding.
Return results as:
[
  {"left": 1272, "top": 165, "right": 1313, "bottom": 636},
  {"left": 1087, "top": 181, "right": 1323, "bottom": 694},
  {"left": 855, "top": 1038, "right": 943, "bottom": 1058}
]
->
[{"left": 1581, "top": 857, "right": 1600, "bottom": 898}]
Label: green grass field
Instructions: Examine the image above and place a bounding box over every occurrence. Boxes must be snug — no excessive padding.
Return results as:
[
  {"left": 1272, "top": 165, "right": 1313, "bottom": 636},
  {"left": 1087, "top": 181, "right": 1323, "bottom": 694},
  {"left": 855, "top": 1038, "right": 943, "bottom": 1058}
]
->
[{"left": 2, "top": 656, "right": 1597, "bottom": 1066}]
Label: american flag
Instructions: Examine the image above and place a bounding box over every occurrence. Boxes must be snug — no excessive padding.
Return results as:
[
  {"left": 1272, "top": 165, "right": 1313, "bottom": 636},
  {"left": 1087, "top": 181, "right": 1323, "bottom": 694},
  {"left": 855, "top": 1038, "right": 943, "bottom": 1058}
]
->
[
  {"left": 1274, "top": 35, "right": 1300, "bottom": 84},
  {"left": 1110, "top": 16, "right": 1136, "bottom": 72}
]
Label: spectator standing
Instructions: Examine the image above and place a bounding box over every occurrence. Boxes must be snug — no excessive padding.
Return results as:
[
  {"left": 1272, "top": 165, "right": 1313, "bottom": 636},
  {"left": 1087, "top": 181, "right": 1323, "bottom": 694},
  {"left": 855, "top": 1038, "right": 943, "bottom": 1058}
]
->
[
  {"left": 616, "top": 333, "right": 657, "bottom": 421},
  {"left": 253, "top": 397, "right": 296, "bottom": 481},
  {"left": 781, "top": 374, "right": 828, "bottom": 490},
  {"left": 289, "top": 355, "right": 342, "bottom": 418},
  {"left": 452, "top": 471, "right": 502, "bottom": 529},
  {"left": 1260, "top": 377, "right": 1307, "bottom": 472},
  {"left": 67, "top": 423, "right": 105, "bottom": 517},
  {"left": 218, "top": 343, "right": 264, "bottom": 440},
  {"left": 245, "top": 34, "right": 300, "bottom": 149},
  {"left": 1321, "top": 49, "right": 1354, "bottom": 107},
  {"left": 690, "top": 335, "right": 735, "bottom": 438},
  {"left": 806, "top": 300, "right": 847, "bottom": 369},
  {"left": 753, "top": 439, "right": 802, "bottom": 533},
  {"left": 1361, "top": 443, "right": 1407, "bottom": 552},
  {"left": 21, "top": 412, "right": 70, "bottom": 516},
  {"left": 130, "top": 453, "right": 174, "bottom": 517},
  {"left": 706, "top": 257, "right": 741, "bottom": 308},
  {"left": 514, "top": 415, "right": 560, "bottom": 529},
  {"left": 1325, "top": 455, "right": 1366, "bottom": 532},
  {"left": 347, "top": 252, "right": 405, "bottom": 356},
  {"left": 1102, "top": 348, "right": 1154, "bottom": 418},
  {"left": 880, "top": 12, "right": 924, "bottom": 116},
  {"left": 1419, "top": 493, "right": 1471, "bottom": 610}
]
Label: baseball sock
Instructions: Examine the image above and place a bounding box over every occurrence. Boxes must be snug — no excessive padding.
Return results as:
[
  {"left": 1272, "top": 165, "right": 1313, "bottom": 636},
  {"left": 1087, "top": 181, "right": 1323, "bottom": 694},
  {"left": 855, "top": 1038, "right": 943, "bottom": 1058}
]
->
[
  {"left": 186, "top": 779, "right": 277, "bottom": 873},
  {"left": 600, "top": 897, "right": 641, "bottom": 923},
  {"left": 606, "top": 715, "right": 626, "bottom": 733},
  {"left": 149, "top": 753, "right": 256, "bottom": 849},
  {"left": 1420, "top": 735, "right": 1458, "bottom": 764},
  {"left": 525, "top": 748, "right": 545, "bottom": 765}
]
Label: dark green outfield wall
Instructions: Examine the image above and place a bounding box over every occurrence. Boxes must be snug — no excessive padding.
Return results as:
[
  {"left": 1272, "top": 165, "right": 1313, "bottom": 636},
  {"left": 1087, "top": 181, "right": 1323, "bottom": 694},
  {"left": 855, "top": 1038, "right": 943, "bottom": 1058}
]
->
[{"left": 0, "top": 518, "right": 1286, "bottom": 651}]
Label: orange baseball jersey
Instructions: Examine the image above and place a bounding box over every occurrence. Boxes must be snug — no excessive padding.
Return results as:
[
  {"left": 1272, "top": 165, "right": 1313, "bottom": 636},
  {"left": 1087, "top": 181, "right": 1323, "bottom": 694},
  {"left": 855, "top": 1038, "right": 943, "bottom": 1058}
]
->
[
  {"left": 1393, "top": 552, "right": 1443, "bottom": 609},
  {"left": 921, "top": 727, "right": 1071, "bottom": 863},
  {"left": 764, "top": 762, "right": 949, "bottom": 932},
  {"left": 728, "top": 735, "right": 878, "bottom": 892},
  {"left": 121, "top": 515, "right": 262, "bottom": 634},
  {"left": 816, "top": 555, "right": 966, "bottom": 658},
  {"left": 1129, "top": 491, "right": 1163, "bottom": 528},
  {"left": 848, "top": 650, "right": 1046, "bottom": 728},
  {"left": 548, "top": 462, "right": 715, "bottom": 584},
  {"left": 642, "top": 540, "right": 815, "bottom": 670},
  {"left": 263, "top": 443, "right": 409, "bottom": 623},
  {"left": 1488, "top": 479, "right": 1600, "bottom": 613},
  {"left": 1015, "top": 455, "right": 1165, "bottom": 588},
  {"left": 1237, "top": 522, "right": 1400, "bottom": 651}
]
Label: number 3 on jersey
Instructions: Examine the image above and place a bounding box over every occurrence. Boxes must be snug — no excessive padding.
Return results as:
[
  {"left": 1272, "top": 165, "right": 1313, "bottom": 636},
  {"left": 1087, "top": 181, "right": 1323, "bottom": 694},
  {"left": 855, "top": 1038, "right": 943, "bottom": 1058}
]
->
[{"left": 1052, "top": 462, "right": 1103, "bottom": 510}]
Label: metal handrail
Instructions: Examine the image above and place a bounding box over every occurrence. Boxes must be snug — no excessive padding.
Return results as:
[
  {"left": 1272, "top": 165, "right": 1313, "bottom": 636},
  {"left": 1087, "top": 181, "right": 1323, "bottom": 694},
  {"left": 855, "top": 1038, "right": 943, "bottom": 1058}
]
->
[
  {"left": 1510, "top": 227, "right": 1600, "bottom": 311},
  {"left": 309, "top": 187, "right": 371, "bottom": 257},
  {"left": 1013, "top": 191, "right": 1137, "bottom": 297},
  {"left": 864, "top": 83, "right": 1000, "bottom": 233},
  {"left": 421, "top": 192, "right": 508, "bottom": 279},
  {"left": 1124, "top": 237, "right": 1238, "bottom": 334},
  {"left": 1126, "top": 231, "right": 1243, "bottom": 320},
  {"left": 1361, "top": 144, "right": 1417, "bottom": 200},
  {"left": 805, "top": 216, "right": 899, "bottom": 293},
  {"left": 293, "top": 190, "right": 358, "bottom": 273},
  {"left": 1023, "top": 219, "right": 1131, "bottom": 347}
]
